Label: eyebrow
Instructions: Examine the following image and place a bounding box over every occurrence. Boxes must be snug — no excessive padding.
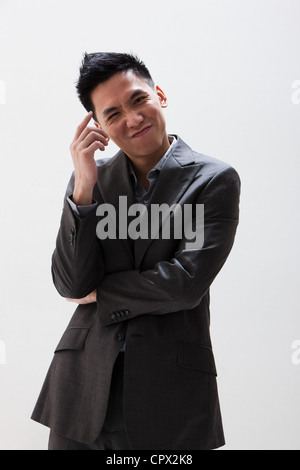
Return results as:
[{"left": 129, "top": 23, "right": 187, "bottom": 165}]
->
[{"left": 102, "top": 89, "right": 147, "bottom": 118}]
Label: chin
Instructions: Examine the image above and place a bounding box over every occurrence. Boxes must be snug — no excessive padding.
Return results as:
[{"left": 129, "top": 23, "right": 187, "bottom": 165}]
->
[{"left": 133, "top": 138, "right": 165, "bottom": 156}]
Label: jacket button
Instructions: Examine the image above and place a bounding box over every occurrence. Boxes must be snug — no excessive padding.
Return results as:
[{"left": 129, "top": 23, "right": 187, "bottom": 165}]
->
[
  {"left": 116, "top": 332, "right": 125, "bottom": 342},
  {"left": 68, "top": 229, "right": 75, "bottom": 246},
  {"left": 111, "top": 313, "right": 116, "bottom": 321},
  {"left": 124, "top": 310, "right": 130, "bottom": 317}
]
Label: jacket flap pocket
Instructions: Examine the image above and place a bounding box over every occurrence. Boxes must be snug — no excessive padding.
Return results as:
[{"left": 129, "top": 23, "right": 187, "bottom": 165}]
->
[
  {"left": 55, "top": 327, "right": 90, "bottom": 352},
  {"left": 177, "top": 341, "right": 217, "bottom": 376}
]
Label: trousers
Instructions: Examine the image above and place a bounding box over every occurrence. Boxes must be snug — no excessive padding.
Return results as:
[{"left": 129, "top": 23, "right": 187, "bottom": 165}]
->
[{"left": 48, "top": 352, "right": 133, "bottom": 450}]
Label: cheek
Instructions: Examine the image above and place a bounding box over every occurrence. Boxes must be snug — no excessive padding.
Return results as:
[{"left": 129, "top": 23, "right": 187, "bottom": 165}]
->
[
  {"left": 149, "top": 103, "right": 165, "bottom": 123},
  {"left": 153, "top": 109, "right": 166, "bottom": 129},
  {"left": 104, "top": 122, "right": 123, "bottom": 141}
]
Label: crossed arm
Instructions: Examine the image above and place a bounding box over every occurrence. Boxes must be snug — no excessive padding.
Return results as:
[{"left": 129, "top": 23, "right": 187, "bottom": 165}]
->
[{"left": 53, "top": 165, "right": 241, "bottom": 324}]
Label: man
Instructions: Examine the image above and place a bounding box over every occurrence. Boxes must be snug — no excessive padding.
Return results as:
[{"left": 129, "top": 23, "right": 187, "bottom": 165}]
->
[{"left": 31, "top": 52, "right": 241, "bottom": 450}]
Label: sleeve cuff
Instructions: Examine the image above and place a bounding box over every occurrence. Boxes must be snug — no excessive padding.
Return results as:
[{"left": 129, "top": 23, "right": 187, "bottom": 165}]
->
[{"left": 67, "top": 195, "right": 98, "bottom": 218}]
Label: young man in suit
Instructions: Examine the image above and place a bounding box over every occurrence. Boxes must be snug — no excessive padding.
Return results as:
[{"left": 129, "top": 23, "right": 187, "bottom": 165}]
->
[{"left": 31, "top": 52, "right": 241, "bottom": 450}]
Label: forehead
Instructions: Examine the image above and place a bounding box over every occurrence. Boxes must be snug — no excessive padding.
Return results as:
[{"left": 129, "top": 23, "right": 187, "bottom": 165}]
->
[{"left": 91, "top": 70, "right": 153, "bottom": 112}]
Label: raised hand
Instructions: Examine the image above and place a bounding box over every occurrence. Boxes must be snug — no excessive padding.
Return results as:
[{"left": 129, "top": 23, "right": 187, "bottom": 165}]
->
[{"left": 70, "top": 111, "right": 109, "bottom": 205}]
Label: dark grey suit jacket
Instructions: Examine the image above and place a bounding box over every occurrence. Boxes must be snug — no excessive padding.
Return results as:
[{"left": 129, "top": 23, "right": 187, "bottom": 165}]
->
[{"left": 31, "top": 136, "right": 241, "bottom": 450}]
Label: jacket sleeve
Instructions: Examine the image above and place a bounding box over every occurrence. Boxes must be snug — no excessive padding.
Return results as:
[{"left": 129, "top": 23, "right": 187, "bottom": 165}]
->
[
  {"left": 97, "top": 166, "right": 241, "bottom": 326},
  {"left": 51, "top": 172, "right": 105, "bottom": 299}
]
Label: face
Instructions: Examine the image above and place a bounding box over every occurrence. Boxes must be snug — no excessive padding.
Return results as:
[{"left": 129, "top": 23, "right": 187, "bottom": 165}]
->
[{"left": 91, "top": 70, "right": 170, "bottom": 162}]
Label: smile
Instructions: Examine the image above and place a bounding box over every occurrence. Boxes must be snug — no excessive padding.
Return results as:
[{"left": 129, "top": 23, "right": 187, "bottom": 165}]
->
[{"left": 132, "top": 126, "right": 152, "bottom": 138}]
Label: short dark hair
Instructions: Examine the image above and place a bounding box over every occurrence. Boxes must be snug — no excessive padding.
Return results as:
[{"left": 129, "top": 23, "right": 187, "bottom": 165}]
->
[{"left": 76, "top": 52, "right": 155, "bottom": 122}]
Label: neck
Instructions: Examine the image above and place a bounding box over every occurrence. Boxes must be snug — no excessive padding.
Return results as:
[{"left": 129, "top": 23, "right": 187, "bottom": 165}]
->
[{"left": 128, "top": 134, "right": 171, "bottom": 186}]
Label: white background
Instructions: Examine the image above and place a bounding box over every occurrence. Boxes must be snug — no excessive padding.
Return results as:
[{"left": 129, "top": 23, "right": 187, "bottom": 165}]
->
[{"left": 0, "top": 0, "right": 299, "bottom": 450}]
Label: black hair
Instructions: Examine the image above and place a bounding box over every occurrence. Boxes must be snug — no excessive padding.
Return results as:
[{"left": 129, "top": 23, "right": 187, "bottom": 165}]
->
[{"left": 76, "top": 52, "right": 155, "bottom": 122}]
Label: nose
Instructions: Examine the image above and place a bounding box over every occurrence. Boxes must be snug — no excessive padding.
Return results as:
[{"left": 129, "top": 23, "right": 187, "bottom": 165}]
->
[{"left": 125, "top": 110, "right": 144, "bottom": 129}]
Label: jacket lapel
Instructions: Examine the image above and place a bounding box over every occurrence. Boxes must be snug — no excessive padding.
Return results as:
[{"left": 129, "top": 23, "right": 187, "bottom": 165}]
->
[
  {"left": 134, "top": 137, "right": 200, "bottom": 267},
  {"left": 96, "top": 151, "right": 136, "bottom": 263},
  {"left": 96, "top": 137, "right": 200, "bottom": 269}
]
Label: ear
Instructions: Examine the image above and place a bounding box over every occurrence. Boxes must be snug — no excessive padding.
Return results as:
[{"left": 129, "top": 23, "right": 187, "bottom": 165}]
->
[
  {"left": 94, "top": 121, "right": 111, "bottom": 142},
  {"left": 156, "top": 86, "right": 168, "bottom": 108}
]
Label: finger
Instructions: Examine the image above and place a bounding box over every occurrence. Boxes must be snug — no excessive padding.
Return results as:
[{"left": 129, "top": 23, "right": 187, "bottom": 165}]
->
[
  {"left": 80, "top": 140, "right": 106, "bottom": 156},
  {"left": 73, "top": 111, "right": 94, "bottom": 141},
  {"left": 80, "top": 126, "right": 109, "bottom": 141},
  {"left": 75, "top": 127, "right": 109, "bottom": 151},
  {"left": 78, "top": 129, "right": 109, "bottom": 151}
]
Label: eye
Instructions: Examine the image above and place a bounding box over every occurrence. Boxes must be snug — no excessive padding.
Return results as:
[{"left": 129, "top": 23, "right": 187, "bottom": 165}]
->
[
  {"left": 107, "top": 112, "right": 119, "bottom": 122},
  {"left": 134, "top": 95, "right": 147, "bottom": 105}
]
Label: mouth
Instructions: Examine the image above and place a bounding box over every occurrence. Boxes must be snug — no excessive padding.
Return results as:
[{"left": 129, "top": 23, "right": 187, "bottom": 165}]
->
[{"left": 132, "top": 126, "right": 152, "bottom": 138}]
